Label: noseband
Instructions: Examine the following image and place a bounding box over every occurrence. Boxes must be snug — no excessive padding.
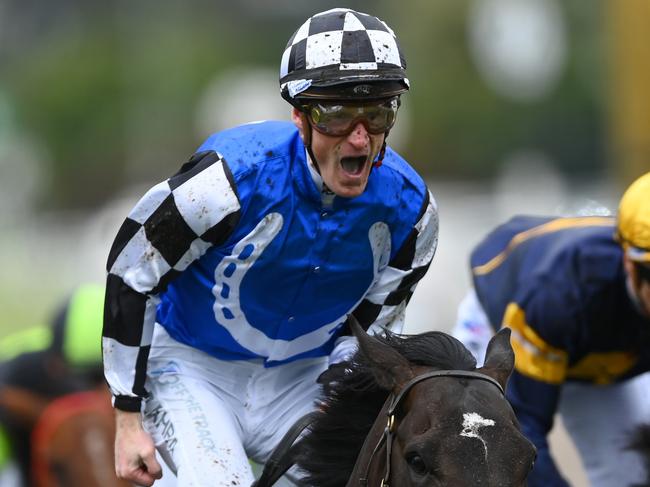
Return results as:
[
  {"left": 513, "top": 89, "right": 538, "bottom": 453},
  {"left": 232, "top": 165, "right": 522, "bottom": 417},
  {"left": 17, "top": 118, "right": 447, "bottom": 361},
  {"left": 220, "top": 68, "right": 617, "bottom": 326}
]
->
[{"left": 358, "top": 369, "right": 505, "bottom": 487}]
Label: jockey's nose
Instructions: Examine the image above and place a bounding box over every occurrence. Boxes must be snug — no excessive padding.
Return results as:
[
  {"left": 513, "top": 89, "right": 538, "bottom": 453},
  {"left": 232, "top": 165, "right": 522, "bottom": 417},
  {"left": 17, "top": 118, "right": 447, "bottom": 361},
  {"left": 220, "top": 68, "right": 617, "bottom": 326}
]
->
[{"left": 346, "top": 122, "right": 369, "bottom": 148}]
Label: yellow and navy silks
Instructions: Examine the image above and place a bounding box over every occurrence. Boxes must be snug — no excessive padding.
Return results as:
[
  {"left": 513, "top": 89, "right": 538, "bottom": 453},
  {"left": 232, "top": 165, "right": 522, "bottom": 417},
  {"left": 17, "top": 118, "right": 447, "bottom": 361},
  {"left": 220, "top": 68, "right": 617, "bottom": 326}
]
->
[
  {"left": 470, "top": 215, "right": 650, "bottom": 487},
  {"left": 472, "top": 215, "right": 650, "bottom": 384}
]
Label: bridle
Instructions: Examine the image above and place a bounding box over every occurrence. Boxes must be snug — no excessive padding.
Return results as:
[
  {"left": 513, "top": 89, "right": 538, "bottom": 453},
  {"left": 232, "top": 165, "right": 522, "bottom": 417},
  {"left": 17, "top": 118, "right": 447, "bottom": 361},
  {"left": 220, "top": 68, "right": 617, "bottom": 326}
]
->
[{"left": 357, "top": 369, "right": 505, "bottom": 487}]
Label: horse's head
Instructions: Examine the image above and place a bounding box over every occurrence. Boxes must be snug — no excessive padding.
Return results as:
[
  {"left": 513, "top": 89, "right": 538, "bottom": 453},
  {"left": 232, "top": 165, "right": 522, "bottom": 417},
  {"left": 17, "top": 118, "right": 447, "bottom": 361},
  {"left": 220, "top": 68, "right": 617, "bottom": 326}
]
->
[{"left": 351, "top": 320, "right": 536, "bottom": 487}]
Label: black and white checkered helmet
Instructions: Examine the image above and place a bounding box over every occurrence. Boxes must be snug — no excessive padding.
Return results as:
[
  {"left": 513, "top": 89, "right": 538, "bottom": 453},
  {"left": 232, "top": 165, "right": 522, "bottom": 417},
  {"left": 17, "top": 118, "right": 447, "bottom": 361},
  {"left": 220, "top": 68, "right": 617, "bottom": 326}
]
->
[{"left": 280, "top": 8, "right": 409, "bottom": 104}]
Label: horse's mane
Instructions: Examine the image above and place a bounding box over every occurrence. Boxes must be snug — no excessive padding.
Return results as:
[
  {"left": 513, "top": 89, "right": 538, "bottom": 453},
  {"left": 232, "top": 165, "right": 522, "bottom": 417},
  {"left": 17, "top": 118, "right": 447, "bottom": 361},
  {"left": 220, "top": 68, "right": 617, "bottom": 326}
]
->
[{"left": 295, "top": 329, "right": 477, "bottom": 487}]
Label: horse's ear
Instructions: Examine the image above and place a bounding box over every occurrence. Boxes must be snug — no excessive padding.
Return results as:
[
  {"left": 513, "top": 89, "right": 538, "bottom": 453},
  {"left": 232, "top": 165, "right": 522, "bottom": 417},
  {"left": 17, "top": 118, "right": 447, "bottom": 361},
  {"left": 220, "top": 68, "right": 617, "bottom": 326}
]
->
[
  {"left": 349, "top": 315, "right": 415, "bottom": 391},
  {"left": 478, "top": 327, "right": 514, "bottom": 391}
]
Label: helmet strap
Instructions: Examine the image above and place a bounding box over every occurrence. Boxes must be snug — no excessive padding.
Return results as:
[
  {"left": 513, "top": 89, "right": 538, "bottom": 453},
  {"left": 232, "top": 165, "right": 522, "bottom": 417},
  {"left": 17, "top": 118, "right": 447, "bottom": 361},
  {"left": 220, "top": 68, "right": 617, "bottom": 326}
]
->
[
  {"left": 307, "top": 144, "right": 322, "bottom": 176},
  {"left": 373, "top": 131, "right": 390, "bottom": 168},
  {"left": 298, "top": 111, "right": 322, "bottom": 176}
]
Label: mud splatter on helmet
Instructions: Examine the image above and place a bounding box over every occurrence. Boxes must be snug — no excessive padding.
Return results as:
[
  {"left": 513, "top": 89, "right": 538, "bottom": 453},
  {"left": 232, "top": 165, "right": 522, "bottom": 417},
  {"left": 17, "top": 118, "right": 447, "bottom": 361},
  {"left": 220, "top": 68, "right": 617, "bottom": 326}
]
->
[{"left": 280, "top": 8, "right": 409, "bottom": 106}]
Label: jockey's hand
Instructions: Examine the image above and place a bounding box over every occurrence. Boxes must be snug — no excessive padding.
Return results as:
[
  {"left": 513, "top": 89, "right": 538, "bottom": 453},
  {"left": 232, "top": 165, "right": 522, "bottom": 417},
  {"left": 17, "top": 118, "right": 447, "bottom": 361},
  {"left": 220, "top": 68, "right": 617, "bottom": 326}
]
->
[{"left": 114, "top": 409, "right": 163, "bottom": 486}]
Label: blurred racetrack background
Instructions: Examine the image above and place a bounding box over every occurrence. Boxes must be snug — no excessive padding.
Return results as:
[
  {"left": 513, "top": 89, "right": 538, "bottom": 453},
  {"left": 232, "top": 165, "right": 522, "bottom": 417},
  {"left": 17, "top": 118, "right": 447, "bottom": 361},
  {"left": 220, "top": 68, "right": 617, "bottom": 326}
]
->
[{"left": 1, "top": 1, "right": 649, "bottom": 484}]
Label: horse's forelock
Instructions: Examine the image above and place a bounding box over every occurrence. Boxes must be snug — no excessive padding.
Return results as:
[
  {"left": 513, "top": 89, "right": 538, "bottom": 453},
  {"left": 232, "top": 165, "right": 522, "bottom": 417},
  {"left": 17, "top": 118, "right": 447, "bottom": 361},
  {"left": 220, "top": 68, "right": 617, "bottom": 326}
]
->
[{"left": 381, "top": 330, "right": 478, "bottom": 371}]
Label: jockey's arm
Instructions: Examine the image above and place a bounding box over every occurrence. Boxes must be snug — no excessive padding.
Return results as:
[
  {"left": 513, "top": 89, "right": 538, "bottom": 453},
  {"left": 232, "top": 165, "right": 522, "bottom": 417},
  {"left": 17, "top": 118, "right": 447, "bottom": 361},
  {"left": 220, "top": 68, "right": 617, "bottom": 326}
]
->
[
  {"left": 103, "top": 151, "right": 237, "bottom": 414},
  {"left": 114, "top": 409, "right": 162, "bottom": 486},
  {"left": 507, "top": 371, "right": 569, "bottom": 487},
  {"left": 103, "top": 150, "right": 240, "bottom": 483}
]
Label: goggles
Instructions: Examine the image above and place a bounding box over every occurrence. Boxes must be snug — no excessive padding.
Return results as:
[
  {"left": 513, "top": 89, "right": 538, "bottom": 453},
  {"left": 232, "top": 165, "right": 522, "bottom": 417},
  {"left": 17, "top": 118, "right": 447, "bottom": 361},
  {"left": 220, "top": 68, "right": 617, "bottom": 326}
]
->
[{"left": 304, "top": 98, "right": 399, "bottom": 136}]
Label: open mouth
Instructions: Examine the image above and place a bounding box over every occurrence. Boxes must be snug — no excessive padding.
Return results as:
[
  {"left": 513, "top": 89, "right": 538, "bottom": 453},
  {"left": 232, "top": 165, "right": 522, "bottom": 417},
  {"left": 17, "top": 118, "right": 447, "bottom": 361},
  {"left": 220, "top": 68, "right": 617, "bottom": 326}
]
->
[{"left": 340, "top": 156, "right": 368, "bottom": 176}]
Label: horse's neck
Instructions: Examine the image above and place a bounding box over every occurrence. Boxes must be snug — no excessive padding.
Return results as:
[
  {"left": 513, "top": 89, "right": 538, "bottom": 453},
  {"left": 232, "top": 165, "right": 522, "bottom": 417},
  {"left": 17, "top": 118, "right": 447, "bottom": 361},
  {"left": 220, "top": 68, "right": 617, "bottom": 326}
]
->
[{"left": 345, "top": 394, "right": 392, "bottom": 487}]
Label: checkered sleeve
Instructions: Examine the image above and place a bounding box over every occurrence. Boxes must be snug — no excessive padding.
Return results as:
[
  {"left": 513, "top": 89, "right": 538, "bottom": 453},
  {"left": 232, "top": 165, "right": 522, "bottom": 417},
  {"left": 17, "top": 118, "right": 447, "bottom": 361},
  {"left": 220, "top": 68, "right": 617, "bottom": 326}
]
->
[
  {"left": 102, "top": 150, "right": 241, "bottom": 412},
  {"left": 351, "top": 189, "right": 438, "bottom": 335}
]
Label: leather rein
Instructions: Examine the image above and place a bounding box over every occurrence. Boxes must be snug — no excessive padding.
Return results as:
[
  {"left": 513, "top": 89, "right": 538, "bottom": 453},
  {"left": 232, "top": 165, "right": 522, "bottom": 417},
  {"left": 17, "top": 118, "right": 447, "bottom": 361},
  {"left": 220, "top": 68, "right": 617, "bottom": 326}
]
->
[{"left": 357, "top": 369, "right": 505, "bottom": 487}]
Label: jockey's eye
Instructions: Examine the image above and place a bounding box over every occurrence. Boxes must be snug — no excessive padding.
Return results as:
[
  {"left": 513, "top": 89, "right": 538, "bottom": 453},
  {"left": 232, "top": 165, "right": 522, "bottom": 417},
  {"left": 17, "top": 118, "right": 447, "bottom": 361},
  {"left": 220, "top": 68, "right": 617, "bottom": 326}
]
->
[{"left": 405, "top": 452, "right": 428, "bottom": 476}]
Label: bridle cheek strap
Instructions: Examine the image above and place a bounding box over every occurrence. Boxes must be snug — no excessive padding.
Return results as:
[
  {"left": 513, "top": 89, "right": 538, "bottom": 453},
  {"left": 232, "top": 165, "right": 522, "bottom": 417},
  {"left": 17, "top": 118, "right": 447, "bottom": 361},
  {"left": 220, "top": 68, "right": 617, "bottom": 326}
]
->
[
  {"left": 382, "top": 414, "right": 395, "bottom": 487},
  {"left": 360, "top": 369, "right": 505, "bottom": 487}
]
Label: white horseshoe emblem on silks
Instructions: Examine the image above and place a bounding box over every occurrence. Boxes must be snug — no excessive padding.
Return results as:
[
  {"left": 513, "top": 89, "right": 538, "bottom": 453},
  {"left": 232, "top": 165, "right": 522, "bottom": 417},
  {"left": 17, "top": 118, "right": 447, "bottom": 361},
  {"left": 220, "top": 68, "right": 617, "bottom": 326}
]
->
[{"left": 212, "top": 213, "right": 391, "bottom": 362}]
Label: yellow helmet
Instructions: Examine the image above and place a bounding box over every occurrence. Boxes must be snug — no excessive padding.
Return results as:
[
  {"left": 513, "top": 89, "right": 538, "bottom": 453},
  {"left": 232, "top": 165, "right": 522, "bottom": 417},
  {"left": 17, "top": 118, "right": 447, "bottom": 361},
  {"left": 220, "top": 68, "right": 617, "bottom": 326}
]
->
[{"left": 617, "top": 172, "right": 650, "bottom": 263}]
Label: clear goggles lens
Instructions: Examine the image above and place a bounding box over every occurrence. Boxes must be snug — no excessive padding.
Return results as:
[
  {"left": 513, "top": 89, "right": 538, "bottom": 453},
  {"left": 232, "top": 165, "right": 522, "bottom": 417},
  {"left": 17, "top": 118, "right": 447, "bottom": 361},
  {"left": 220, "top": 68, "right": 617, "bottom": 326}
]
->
[{"left": 306, "top": 98, "right": 399, "bottom": 136}]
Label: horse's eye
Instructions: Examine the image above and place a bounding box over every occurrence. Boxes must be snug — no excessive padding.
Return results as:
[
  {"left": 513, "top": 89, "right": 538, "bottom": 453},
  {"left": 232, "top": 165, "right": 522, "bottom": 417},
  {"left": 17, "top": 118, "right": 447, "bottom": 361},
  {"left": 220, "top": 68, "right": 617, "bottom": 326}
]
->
[{"left": 406, "top": 453, "right": 428, "bottom": 475}]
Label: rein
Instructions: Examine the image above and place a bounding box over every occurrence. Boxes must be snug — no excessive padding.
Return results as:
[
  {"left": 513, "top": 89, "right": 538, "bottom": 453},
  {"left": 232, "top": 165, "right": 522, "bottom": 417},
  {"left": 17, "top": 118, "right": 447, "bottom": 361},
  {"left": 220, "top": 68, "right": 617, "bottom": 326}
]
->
[
  {"left": 358, "top": 369, "right": 504, "bottom": 487},
  {"left": 253, "top": 411, "right": 321, "bottom": 487}
]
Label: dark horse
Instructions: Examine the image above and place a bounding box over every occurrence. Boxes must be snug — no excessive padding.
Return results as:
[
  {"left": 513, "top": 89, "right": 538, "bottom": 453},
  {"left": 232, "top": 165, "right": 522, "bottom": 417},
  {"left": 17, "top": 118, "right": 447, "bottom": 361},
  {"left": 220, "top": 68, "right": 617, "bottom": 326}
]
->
[{"left": 293, "top": 319, "right": 536, "bottom": 486}]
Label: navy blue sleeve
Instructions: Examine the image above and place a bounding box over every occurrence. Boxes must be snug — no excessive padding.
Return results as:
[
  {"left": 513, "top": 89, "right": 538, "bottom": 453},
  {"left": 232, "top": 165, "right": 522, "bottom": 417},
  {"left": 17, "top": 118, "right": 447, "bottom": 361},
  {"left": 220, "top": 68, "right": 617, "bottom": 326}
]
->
[{"left": 508, "top": 371, "right": 569, "bottom": 487}]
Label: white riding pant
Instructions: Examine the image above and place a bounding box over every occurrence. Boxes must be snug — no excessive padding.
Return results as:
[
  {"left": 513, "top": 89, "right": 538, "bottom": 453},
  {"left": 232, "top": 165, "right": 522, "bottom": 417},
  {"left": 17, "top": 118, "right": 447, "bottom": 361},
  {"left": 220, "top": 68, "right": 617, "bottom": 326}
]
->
[
  {"left": 451, "top": 289, "right": 650, "bottom": 487},
  {"left": 142, "top": 323, "right": 328, "bottom": 487}
]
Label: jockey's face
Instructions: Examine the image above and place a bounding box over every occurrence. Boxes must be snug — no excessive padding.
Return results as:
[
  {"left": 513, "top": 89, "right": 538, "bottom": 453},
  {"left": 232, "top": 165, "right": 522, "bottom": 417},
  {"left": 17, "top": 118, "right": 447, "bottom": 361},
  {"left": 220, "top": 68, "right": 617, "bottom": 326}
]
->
[
  {"left": 292, "top": 107, "right": 385, "bottom": 198},
  {"left": 636, "top": 269, "right": 650, "bottom": 318},
  {"left": 625, "top": 255, "right": 650, "bottom": 318}
]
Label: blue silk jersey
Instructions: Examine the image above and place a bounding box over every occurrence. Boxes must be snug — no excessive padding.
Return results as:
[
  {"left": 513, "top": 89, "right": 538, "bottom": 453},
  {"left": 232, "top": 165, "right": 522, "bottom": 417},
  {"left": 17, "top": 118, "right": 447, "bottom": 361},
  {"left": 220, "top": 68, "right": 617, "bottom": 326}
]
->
[
  {"left": 103, "top": 121, "right": 438, "bottom": 411},
  {"left": 157, "top": 121, "right": 431, "bottom": 364}
]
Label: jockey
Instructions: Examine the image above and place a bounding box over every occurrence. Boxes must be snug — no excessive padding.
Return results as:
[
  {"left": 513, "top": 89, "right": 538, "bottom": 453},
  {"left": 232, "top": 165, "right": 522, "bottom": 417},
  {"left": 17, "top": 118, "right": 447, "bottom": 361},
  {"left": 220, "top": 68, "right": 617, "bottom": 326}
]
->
[
  {"left": 0, "top": 283, "right": 105, "bottom": 487},
  {"left": 103, "top": 7, "right": 438, "bottom": 487},
  {"left": 451, "top": 172, "right": 650, "bottom": 487}
]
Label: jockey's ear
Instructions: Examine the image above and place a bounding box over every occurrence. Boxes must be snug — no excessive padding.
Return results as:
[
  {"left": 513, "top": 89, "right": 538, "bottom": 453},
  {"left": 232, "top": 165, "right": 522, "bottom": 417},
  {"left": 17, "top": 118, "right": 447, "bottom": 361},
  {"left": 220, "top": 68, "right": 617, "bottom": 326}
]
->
[
  {"left": 348, "top": 315, "right": 415, "bottom": 392},
  {"left": 479, "top": 327, "right": 515, "bottom": 391}
]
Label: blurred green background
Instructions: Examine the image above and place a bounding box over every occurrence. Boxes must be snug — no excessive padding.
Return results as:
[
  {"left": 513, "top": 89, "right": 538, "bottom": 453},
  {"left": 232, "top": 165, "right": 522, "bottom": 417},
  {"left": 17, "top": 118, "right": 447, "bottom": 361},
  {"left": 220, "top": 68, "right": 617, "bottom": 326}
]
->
[{"left": 1, "top": 0, "right": 649, "bottom": 335}]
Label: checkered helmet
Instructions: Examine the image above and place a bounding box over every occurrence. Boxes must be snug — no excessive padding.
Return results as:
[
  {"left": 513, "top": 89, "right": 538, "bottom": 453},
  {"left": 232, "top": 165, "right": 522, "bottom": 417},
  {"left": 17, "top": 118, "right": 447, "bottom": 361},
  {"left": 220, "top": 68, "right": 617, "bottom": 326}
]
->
[{"left": 279, "top": 8, "right": 409, "bottom": 105}]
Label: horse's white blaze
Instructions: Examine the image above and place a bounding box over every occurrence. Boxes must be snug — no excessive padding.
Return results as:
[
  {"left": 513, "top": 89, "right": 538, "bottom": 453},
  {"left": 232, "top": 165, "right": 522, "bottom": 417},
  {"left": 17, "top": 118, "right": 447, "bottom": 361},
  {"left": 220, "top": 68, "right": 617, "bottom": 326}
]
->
[{"left": 460, "top": 412, "right": 495, "bottom": 458}]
